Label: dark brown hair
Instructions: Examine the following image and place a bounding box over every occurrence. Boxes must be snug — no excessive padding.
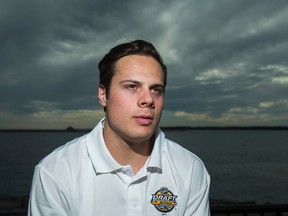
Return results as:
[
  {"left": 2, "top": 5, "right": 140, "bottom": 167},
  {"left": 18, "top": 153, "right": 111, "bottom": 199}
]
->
[{"left": 98, "top": 40, "right": 167, "bottom": 97}]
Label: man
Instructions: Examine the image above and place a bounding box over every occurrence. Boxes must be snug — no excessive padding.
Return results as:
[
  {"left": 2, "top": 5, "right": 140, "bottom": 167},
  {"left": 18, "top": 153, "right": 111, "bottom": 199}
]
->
[{"left": 28, "top": 40, "right": 210, "bottom": 215}]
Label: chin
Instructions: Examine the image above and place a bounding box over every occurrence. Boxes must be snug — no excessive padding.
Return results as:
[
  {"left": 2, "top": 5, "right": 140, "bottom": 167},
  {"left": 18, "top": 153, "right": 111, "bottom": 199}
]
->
[{"left": 129, "top": 128, "right": 156, "bottom": 141}]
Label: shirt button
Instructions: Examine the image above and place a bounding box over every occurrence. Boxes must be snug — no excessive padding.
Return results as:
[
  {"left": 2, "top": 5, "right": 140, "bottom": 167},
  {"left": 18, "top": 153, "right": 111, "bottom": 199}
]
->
[{"left": 133, "top": 201, "right": 137, "bottom": 207}]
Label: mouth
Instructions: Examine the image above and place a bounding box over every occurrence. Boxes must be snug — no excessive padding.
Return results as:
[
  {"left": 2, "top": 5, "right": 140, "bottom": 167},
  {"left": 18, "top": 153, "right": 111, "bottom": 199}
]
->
[{"left": 134, "top": 115, "right": 154, "bottom": 125}]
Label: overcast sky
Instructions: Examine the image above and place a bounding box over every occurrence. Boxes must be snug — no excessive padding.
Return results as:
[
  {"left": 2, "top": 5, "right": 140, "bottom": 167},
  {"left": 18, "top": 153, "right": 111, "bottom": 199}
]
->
[{"left": 1, "top": 0, "right": 288, "bottom": 129}]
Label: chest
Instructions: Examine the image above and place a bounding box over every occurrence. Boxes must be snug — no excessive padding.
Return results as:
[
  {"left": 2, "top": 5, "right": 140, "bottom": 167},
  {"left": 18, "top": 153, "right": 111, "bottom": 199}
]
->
[{"left": 70, "top": 163, "right": 184, "bottom": 215}]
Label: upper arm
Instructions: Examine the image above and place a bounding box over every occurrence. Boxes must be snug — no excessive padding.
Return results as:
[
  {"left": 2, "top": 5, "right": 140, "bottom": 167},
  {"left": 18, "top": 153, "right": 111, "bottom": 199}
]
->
[
  {"left": 28, "top": 165, "right": 71, "bottom": 215},
  {"left": 185, "top": 159, "right": 211, "bottom": 216}
]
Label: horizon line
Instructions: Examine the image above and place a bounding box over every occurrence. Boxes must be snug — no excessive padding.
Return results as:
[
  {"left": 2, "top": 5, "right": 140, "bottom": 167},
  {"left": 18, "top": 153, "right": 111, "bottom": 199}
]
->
[{"left": 1, "top": 125, "right": 288, "bottom": 132}]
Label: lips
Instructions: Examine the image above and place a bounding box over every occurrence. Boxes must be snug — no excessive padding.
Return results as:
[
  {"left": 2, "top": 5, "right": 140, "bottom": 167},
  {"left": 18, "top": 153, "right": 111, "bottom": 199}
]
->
[{"left": 135, "top": 115, "right": 153, "bottom": 125}]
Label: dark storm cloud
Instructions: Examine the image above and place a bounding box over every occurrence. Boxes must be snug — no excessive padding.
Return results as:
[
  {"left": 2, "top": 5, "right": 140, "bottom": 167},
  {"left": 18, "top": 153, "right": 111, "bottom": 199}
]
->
[
  {"left": 0, "top": 0, "right": 104, "bottom": 114},
  {"left": 1, "top": 0, "right": 288, "bottom": 128},
  {"left": 161, "top": 0, "right": 288, "bottom": 124}
]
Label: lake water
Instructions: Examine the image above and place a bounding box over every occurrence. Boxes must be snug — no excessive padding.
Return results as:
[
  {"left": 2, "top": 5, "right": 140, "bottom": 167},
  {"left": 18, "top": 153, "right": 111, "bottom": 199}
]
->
[{"left": 0, "top": 129, "right": 287, "bottom": 204}]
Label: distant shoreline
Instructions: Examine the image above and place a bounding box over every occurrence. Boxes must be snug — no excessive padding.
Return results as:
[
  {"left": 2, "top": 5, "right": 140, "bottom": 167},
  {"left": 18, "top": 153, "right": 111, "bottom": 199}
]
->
[{"left": 1, "top": 126, "right": 288, "bottom": 132}]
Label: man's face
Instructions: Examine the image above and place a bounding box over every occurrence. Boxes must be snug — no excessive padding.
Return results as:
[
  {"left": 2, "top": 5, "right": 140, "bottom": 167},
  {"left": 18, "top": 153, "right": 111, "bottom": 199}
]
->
[{"left": 99, "top": 55, "right": 165, "bottom": 143}]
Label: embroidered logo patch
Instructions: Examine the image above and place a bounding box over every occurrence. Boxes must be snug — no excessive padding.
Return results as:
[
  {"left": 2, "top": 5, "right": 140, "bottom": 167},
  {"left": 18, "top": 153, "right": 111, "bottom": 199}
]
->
[{"left": 150, "top": 187, "right": 178, "bottom": 213}]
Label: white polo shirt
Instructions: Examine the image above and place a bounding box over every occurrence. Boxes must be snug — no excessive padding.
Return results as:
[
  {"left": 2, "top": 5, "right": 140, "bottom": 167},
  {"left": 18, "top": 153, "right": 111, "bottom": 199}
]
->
[{"left": 28, "top": 119, "right": 210, "bottom": 215}]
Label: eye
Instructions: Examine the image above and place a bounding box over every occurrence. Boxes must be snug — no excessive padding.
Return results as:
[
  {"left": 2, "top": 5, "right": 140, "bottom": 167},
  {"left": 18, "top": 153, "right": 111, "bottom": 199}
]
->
[
  {"left": 151, "top": 87, "right": 164, "bottom": 96},
  {"left": 125, "top": 84, "right": 138, "bottom": 90}
]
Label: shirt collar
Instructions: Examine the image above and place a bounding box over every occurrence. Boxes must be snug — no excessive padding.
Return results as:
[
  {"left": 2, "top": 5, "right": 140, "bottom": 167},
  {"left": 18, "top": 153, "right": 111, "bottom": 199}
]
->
[
  {"left": 86, "top": 118, "right": 122, "bottom": 174},
  {"left": 146, "top": 128, "right": 164, "bottom": 172}
]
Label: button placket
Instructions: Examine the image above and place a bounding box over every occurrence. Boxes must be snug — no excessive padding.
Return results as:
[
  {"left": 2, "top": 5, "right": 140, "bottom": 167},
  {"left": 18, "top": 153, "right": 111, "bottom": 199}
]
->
[{"left": 127, "top": 183, "right": 142, "bottom": 215}]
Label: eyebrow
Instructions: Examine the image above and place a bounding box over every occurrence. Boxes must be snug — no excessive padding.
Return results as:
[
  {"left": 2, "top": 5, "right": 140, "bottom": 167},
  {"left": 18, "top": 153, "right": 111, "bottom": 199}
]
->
[
  {"left": 120, "top": 79, "right": 142, "bottom": 85},
  {"left": 120, "top": 79, "right": 165, "bottom": 89}
]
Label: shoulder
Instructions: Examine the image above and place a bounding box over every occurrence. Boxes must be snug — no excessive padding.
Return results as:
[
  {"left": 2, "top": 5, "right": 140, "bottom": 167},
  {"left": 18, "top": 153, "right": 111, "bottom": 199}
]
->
[
  {"left": 38, "top": 134, "right": 88, "bottom": 173},
  {"left": 161, "top": 138, "right": 210, "bottom": 194},
  {"left": 163, "top": 138, "right": 209, "bottom": 180},
  {"left": 164, "top": 138, "right": 204, "bottom": 165},
  {"left": 31, "top": 134, "right": 89, "bottom": 196}
]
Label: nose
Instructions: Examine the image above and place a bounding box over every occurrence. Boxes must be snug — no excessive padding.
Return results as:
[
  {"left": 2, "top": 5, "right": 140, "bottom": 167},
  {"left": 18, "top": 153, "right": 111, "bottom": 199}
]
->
[{"left": 137, "top": 90, "right": 155, "bottom": 108}]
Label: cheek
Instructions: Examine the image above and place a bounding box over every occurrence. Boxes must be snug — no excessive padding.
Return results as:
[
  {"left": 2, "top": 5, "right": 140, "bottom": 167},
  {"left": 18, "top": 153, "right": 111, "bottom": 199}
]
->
[
  {"left": 108, "top": 93, "right": 134, "bottom": 110},
  {"left": 155, "top": 98, "right": 164, "bottom": 109}
]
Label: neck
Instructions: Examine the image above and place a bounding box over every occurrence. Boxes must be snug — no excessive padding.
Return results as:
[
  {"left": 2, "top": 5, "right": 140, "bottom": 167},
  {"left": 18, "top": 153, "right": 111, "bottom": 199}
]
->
[{"left": 103, "top": 128, "right": 154, "bottom": 174}]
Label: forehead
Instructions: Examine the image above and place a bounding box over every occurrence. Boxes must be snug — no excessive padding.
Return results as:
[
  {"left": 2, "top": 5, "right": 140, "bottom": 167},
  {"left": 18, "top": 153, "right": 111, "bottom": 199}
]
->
[{"left": 113, "top": 55, "right": 164, "bottom": 81}]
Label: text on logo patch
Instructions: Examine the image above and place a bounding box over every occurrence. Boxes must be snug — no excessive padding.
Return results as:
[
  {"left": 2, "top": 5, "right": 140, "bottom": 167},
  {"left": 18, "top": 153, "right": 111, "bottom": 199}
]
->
[{"left": 150, "top": 187, "right": 178, "bottom": 213}]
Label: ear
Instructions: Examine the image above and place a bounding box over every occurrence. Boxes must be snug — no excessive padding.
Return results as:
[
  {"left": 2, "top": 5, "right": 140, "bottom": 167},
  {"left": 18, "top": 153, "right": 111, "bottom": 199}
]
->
[{"left": 98, "top": 84, "right": 107, "bottom": 107}]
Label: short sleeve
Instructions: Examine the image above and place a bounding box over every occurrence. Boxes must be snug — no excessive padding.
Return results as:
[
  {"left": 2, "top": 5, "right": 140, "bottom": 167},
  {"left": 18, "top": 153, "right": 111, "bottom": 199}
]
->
[{"left": 28, "top": 165, "right": 71, "bottom": 215}]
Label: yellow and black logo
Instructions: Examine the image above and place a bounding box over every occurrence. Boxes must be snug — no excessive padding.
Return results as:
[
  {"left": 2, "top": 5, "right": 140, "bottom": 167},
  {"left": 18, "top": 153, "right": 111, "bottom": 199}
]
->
[{"left": 150, "top": 187, "right": 178, "bottom": 213}]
